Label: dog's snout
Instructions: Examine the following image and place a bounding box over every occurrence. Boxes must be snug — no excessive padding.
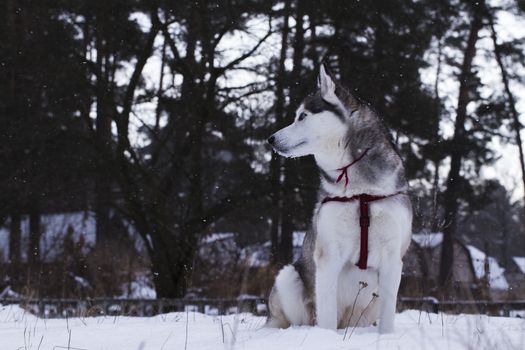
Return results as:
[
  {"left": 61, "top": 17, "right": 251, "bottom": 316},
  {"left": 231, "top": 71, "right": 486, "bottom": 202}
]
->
[{"left": 267, "top": 135, "right": 276, "bottom": 145}]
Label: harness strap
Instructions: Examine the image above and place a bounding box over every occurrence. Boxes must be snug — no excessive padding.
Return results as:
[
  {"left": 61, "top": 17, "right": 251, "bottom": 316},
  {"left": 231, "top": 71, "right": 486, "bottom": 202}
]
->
[{"left": 322, "top": 192, "right": 406, "bottom": 270}]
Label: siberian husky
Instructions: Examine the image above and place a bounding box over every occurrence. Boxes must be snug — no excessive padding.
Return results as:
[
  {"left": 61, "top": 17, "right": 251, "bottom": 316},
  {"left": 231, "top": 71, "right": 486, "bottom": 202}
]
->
[{"left": 266, "top": 65, "right": 412, "bottom": 333}]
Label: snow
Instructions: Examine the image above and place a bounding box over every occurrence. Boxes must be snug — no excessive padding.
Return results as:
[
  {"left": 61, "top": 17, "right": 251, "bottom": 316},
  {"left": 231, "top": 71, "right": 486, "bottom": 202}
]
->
[
  {"left": 0, "top": 305, "right": 524, "bottom": 350},
  {"left": 240, "top": 231, "right": 306, "bottom": 268},
  {"left": 242, "top": 247, "right": 269, "bottom": 268},
  {"left": 73, "top": 275, "right": 91, "bottom": 289},
  {"left": 201, "top": 232, "right": 236, "bottom": 245},
  {"left": 120, "top": 274, "right": 157, "bottom": 299},
  {"left": 0, "top": 286, "right": 20, "bottom": 299},
  {"left": 513, "top": 256, "right": 525, "bottom": 274},
  {"left": 466, "top": 245, "right": 509, "bottom": 290},
  {"left": 293, "top": 231, "right": 306, "bottom": 247},
  {"left": 411, "top": 232, "right": 443, "bottom": 248}
]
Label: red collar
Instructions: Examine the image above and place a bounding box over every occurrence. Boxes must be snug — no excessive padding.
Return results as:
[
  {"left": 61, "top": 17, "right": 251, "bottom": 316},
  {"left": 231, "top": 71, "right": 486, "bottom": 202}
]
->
[
  {"left": 335, "top": 148, "right": 371, "bottom": 188},
  {"left": 322, "top": 192, "right": 406, "bottom": 270}
]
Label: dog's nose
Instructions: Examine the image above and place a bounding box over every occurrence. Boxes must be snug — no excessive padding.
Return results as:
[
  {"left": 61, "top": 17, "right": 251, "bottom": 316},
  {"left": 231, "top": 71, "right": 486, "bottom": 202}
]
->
[{"left": 267, "top": 135, "right": 275, "bottom": 145}]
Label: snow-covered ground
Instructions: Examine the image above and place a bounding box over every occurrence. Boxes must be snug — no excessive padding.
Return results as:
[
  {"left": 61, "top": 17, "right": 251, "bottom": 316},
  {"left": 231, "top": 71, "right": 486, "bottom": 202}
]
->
[{"left": 1, "top": 304, "right": 524, "bottom": 350}]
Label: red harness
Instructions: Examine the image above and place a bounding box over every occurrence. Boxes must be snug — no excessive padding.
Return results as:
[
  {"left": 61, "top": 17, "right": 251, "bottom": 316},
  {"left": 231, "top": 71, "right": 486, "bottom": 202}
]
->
[{"left": 322, "top": 149, "right": 406, "bottom": 270}]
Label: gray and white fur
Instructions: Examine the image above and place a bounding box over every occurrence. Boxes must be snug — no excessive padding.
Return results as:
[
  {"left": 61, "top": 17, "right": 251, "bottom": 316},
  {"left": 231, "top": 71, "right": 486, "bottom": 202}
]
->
[{"left": 266, "top": 65, "right": 412, "bottom": 333}]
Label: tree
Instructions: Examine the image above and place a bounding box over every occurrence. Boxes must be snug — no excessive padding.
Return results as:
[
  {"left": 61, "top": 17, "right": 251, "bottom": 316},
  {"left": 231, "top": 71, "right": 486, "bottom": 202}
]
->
[
  {"left": 1, "top": 0, "right": 524, "bottom": 300},
  {"left": 439, "top": 2, "right": 484, "bottom": 288},
  {"left": 280, "top": 0, "right": 307, "bottom": 265},
  {"left": 0, "top": 0, "right": 95, "bottom": 291},
  {"left": 72, "top": 0, "right": 274, "bottom": 297},
  {"left": 269, "top": 0, "right": 291, "bottom": 266},
  {"left": 486, "top": 5, "right": 525, "bottom": 239}
]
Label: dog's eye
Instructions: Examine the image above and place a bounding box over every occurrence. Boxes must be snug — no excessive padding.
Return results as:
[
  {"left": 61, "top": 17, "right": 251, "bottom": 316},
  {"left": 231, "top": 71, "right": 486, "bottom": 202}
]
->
[{"left": 298, "top": 112, "right": 307, "bottom": 121}]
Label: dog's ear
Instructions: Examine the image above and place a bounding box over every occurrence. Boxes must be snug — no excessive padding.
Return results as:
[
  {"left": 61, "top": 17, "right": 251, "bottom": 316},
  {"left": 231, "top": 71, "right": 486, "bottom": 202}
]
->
[{"left": 318, "top": 64, "right": 338, "bottom": 105}]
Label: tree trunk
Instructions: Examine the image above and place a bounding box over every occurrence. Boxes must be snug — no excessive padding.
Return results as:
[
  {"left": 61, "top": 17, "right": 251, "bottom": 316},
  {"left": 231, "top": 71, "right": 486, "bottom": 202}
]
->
[
  {"left": 148, "top": 4, "right": 203, "bottom": 297},
  {"left": 9, "top": 212, "right": 21, "bottom": 273},
  {"left": 487, "top": 10, "right": 525, "bottom": 241},
  {"left": 142, "top": 216, "right": 200, "bottom": 298},
  {"left": 154, "top": 38, "right": 167, "bottom": 134},
  {"left": 94, "top": 10, "right": 113, "bottom": 247},
  {"left": 307, "top": 4, "right": 319, "bottom": 73},
  {"left": 439, "top": 10, "right": 483, "bottom": 290},
  {"left": 280, "top": 0, "right": 305, "bottom": 265},
  {"left": 430, "top": 37, "right": 443, "bottom": 232},
  {"left": 6, "top": 0, "right": 21, "bottom": 274},
  {"left": 373, "top": 2, "right": 387, "bottom": 113},
  {"left": 28, "top": 200, "right": 41, "bottom": 264},
  {"left": 270, "top": 0, "right": 291, "bottom": 266}
]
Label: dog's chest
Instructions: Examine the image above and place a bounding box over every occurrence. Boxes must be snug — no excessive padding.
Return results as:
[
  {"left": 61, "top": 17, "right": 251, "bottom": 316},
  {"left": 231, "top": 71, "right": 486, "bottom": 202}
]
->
[{"left": 314, "top": 199, "right": 406, "bottom": 268}]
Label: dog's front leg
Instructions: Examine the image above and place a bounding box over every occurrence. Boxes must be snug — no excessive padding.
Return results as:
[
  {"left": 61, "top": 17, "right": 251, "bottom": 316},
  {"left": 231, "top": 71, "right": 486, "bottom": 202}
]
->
[
  {"left": 314, "top": 251, "right": 342, "bottom": 330},
  {"left": 378, "top": 259, "right": 402, "bottom": 333}
]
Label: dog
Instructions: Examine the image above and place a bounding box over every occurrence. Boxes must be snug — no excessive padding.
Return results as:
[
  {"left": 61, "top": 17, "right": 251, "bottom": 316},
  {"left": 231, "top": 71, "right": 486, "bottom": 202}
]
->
[{"left": 266, "top": 65, "right": 412, "bottom": 333}]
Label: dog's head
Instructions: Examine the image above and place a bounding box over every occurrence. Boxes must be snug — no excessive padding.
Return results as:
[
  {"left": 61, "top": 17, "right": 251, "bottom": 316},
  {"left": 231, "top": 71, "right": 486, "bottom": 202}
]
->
[{"left": 268, "top": 65, "right": 358, "bottom": 158}]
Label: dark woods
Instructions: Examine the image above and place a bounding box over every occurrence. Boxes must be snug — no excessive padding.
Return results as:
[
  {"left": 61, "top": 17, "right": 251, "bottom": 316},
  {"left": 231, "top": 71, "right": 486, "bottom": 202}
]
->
[{"left": 1, "top": 0, "right": 524, "bottom": 299}]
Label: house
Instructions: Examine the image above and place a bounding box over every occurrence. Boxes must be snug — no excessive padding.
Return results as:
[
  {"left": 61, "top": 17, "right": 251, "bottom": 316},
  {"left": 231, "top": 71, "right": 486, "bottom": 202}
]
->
[
  {"left": 402, "top": 232, "right": 511, "bottom": 299},
  {"left": 506, "top": 256, "right": 525, "bottom": 297},
  {"left": 0, "top": 211, "right": 150, "bottom": 299},
  {"left": 233, "top": 231, "right": 515, "bottom": 299},
  {"left": 0, "top": 211, "right": 96, "bottom": 263},
  {"left": 0, "top": 211, "right": 143, "bottom": 263},
  {"left": 240, "top": 231, "right": 306, "bottom": 268}
]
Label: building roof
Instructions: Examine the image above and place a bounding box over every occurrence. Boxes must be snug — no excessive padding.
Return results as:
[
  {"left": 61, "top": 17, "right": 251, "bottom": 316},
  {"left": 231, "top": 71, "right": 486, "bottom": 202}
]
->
[
  {"left": 466, "top": 245, "right": 509, "bottom": 290},
  {"left": 512, "top": 256, "right": 525, "bottom": 274},
  {"left": 411, "top": 232, "right": 443, "bottom": 248}
]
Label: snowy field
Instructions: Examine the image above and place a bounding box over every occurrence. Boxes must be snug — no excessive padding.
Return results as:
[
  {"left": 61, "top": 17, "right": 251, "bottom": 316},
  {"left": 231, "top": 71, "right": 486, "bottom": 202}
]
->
[{"left": 1, "top": 304, "right": 524, "bottom": 350}]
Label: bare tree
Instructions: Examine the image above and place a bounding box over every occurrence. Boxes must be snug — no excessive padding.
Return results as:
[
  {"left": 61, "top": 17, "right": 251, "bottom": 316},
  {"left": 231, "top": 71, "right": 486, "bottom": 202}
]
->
[
  {"left": 439, "top": 4, "right": 484, "bottom": 289},
  {"left": 102, "top": 3, "right": 274, "bottom": 297}
]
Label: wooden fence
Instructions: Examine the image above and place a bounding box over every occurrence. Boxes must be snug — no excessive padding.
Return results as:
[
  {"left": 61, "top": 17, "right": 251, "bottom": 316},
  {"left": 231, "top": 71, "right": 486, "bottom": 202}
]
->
[
  {"left": 0, "top": 297, "right": 266, "bottom": 318},
  {"left": 1, "top": 297, "right": 525, "bottom": 319},
  {"left": 397, "top": 297, "right": 525, "bottom": 317}
]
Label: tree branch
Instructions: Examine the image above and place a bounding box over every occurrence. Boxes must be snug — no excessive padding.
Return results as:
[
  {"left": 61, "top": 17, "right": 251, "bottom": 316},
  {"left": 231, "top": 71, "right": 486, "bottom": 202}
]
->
[
  {"left": 185, "top": 186, "right": 271, "bottom": 231},
  {"left": 156, "top": 14, "right": 191, "bottom": 76},
  {"left": 212, "top": 28, "right": 274, "bottom": 77},
  {"left": 120, "top": 20, "right": 160, "bottom": 129}
]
